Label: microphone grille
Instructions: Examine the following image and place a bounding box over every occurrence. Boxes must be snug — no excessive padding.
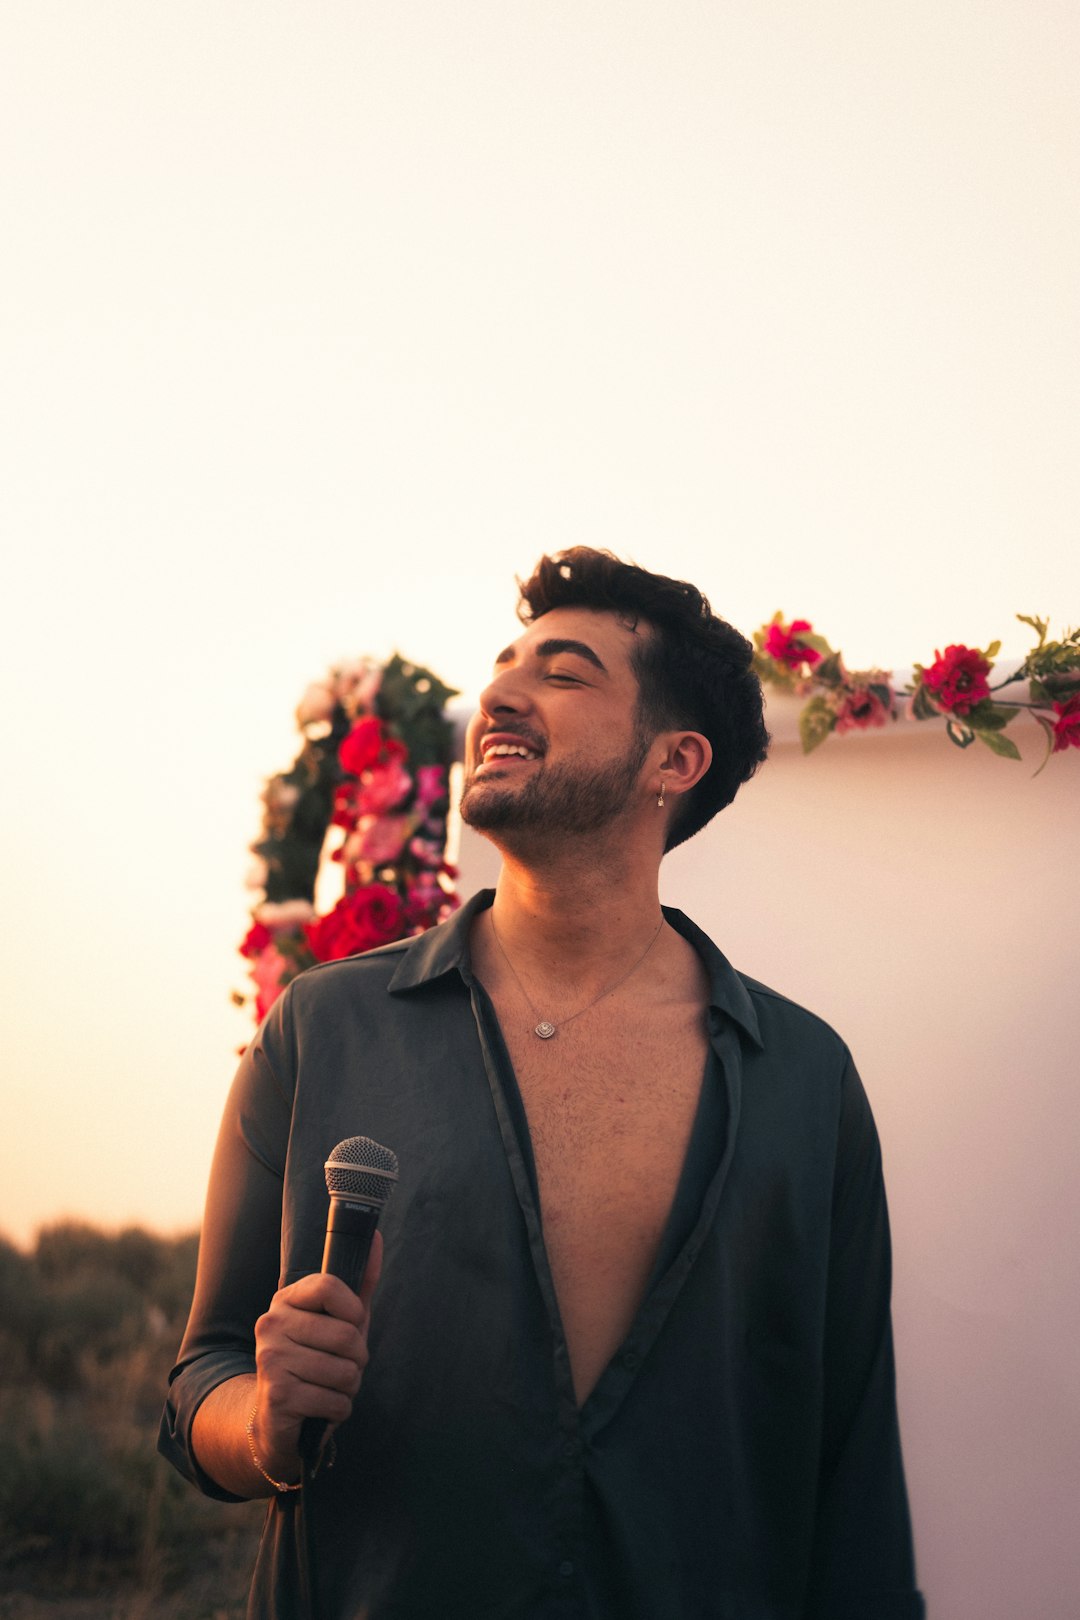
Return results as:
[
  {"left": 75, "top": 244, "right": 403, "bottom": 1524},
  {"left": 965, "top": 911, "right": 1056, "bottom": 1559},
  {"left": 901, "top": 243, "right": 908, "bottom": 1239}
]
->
[{"left": 324, "top": 1136, "right": 400, "bottom": 1207}]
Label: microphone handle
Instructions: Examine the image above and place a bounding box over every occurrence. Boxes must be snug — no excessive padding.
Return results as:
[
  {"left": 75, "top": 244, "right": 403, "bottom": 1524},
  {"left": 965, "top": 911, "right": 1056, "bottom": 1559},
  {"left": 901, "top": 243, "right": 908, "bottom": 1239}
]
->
[
  {"left": 320, "top": 1197, "right": 381, "bottom": 1293},
  {"left": 299, "top": 1198, "right": 382, "bottom": 1470}
]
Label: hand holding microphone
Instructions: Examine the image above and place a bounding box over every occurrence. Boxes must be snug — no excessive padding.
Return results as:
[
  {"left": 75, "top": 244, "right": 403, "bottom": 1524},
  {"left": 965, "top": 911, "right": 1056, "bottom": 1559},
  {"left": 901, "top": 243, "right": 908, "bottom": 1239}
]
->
[{"left": 250, "top": 1137, "right": 398, "bottom": 1485}]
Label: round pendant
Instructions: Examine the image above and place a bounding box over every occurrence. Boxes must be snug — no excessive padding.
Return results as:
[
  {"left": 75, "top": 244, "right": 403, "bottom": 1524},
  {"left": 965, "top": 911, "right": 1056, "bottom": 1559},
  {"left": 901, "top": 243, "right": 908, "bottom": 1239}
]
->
[{"left": 534, "top": 1020, "right": 557, "bottom": 1040}]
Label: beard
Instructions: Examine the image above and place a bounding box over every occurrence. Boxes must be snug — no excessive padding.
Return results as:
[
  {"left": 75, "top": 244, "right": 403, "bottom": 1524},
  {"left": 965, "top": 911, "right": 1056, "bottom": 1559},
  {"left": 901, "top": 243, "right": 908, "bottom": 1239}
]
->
[{"left": 460, "top": 729, "right": 651, "bottom": 839}]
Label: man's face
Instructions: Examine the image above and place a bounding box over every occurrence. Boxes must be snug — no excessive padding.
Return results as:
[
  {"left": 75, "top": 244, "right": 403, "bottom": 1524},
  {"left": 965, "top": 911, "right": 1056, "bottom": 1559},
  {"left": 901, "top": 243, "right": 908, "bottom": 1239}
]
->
[{"left": 460, "top": 606, "right": 654, "bottom": 839}]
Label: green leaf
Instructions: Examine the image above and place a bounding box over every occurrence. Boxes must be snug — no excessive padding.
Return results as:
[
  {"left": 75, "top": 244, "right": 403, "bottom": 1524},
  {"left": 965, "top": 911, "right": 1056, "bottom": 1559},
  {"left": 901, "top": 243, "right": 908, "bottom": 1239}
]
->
[
  {"left": 975, "top": 728, "right": 1021, "bottom": 760},
  {"left": 800, "top": 633, "right": 835, "bottom": 659},
  {"left": 911, "top": 683, "right": 938, "bottom": 721},
  {"left": 753, "top": 651, "right": 796, "bottom": 688},
  {"left": 1028, "top": 678, "right": 1052, "bottom": 705},
  {"left": 814, "top": 652, "right": 845, "bottom": 688},
  {"left": 967, "top": 701, "right": 1013, "bottom": 731},
  {"left": 378, "top": 653, "right": 459, "bottom": 724},
  {"left": 1031, "top": 714, "right": 1056, "bottom": 778},
  {"left": 1017, "top": 613, "right": 1049, "bottom": 647},
  {"left": 946, "top": 719, "right": 975, "bottom": 749},
  {"left": 984, "top": 640, "right": 1001, "bottom": 661},
  {"left": 798, "top": 695, "right": 836, "bottom": 754}
]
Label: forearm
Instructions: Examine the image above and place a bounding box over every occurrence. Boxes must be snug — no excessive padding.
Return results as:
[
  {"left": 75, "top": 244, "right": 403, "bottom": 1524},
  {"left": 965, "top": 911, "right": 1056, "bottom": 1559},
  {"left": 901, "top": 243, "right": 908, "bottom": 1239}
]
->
[
  {"left": 188, "top": 1260, "right": 379, "bottom": 1500},
  {"left": 191, "top": 1372, "right": 297, "bottom": 1500}
]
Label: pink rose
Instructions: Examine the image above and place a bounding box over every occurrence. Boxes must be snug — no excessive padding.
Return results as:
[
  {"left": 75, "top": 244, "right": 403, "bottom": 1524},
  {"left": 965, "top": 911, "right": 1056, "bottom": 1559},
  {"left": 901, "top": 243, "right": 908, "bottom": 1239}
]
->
[
  {"left": 404, "top": 873, "right": 458, "bottom": 930},
  {"left": 415, "top": 765, "right": 447, "bottom": 810},
  {"left": 356, "top": 758, "right": 413, "bottom": 815},
  {"left": 332, "top": 661, "right": 383, "bottom": 717},
  {"left": 251, "top": 943, "right": 289, "bottom": 1020},
  {"left": 355, "top": 814, "right": 412, "bottom": 864},
  {"left": 833, "top": 683, "right": 892, "bottom": 734}
]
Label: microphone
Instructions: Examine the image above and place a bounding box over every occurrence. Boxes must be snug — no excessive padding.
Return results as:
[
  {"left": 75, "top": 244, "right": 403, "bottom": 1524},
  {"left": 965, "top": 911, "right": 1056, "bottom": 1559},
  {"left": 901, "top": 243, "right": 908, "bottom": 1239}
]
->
[
  {"left": 319, "top": 1135, "right": 400, "bottom": 1292},
  {"left": 299, "top": 1136, "right": 399, "bottom": 1474}
]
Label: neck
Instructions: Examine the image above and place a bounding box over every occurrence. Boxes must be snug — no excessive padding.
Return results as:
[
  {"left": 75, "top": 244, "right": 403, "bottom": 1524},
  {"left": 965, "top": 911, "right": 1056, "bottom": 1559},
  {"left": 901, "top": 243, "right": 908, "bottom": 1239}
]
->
[{"left": 487, "top": 832, "right": 665, "bottom": 977}]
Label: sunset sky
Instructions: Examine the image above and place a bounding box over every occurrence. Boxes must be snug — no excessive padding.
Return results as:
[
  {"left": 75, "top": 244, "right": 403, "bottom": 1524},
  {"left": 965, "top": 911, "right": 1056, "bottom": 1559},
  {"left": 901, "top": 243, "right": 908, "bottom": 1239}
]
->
[{"left": 3, "top": 0, "right": 1078, "bottom": 1245}]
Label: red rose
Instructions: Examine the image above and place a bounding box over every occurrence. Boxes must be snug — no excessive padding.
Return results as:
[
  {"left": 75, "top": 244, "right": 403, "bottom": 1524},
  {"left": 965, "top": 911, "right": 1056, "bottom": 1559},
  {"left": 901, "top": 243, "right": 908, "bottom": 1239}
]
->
[
  {"left": 331, "top": 779, "right": 360, "bottom": 829},
  {"left": 239, "top": 921, "right": 273, "bottom": 958},
  {"left": 305, "top": 883, "right": 405, "bottom": 963},
  {"left": 338, "top": 717, "right": 386, "bottom": 776},
  {"left": 1052, "top": 694, "right": 1080, "bottom": 752},
  {"left": 921, "top": 645, "right": 992, "bottom": 715},
  {"left": 764, "top": 619, "right": 822, "bottom": 671}
]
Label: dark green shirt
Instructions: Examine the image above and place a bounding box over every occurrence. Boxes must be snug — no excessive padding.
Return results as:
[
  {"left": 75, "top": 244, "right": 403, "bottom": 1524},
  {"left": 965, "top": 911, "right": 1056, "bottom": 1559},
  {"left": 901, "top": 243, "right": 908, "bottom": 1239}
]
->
[{"left": 160, "top": 891, "right": 924, "bottom": 1619}]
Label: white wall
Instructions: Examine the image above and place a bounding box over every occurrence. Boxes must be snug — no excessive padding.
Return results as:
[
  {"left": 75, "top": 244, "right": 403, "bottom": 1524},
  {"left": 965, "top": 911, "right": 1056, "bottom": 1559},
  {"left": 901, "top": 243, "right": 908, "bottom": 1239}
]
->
[{"left": 457, "top": 710, "right": 1080, "bottom": 1620}]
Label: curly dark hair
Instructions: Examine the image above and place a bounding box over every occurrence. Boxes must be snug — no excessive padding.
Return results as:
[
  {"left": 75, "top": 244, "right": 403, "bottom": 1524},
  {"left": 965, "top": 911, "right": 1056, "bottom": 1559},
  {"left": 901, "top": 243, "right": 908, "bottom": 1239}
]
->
[{"left": 516, "top": 547, "right": 770, "bottom": 851}]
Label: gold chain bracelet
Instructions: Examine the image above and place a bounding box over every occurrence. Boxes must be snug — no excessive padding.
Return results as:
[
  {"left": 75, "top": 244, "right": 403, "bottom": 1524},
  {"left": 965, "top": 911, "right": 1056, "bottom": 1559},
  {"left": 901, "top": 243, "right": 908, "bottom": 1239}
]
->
[{"left": 245, "top": 1403, "right": 302, "bottom": 1493}]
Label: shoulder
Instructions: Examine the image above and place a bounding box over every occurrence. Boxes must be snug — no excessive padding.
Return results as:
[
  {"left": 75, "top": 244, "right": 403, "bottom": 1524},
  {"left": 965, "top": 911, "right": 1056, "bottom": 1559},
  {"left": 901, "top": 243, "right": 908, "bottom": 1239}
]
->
[
  {"left": 284, "top": 937, "right": 415, "bottom": 1015},
  {"left": 738, "top": 972, "right": 852, "bottom": 1069},
  {"left": 666, "top": 905, "right": 852, "bottom": 1074},
  {"left": 282, "top": 891, "right": 486, "bottom": 1021}
]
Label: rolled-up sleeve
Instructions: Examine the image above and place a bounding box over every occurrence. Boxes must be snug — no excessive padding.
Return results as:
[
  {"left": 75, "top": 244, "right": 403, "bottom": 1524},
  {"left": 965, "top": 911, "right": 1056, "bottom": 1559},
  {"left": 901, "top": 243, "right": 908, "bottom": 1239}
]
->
[
  {"left": 157, "top": 990, "right": 297, "bottom": 1501},
  {"left": 804, "top": 1055, "right": 925, "bottom": 1619}
]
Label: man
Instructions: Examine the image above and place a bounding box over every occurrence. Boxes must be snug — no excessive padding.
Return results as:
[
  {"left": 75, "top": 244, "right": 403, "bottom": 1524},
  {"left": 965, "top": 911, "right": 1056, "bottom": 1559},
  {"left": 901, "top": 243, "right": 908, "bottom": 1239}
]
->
[{"left": 161, "top": 548, "right": 924, "bottom": 1618}]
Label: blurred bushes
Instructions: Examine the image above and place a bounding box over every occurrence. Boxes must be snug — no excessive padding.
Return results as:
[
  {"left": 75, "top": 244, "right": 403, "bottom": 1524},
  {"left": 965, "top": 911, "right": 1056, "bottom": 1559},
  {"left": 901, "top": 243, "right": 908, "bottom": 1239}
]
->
[{"left": 0, "top": 1223, "right": 263, "bottom": 1608}]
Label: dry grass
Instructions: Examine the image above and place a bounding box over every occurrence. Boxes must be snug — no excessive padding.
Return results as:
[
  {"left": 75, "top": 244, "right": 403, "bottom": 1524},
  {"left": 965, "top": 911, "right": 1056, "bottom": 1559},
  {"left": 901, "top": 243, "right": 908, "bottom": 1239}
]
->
[{"left": 0, "top": 1225, "right": 264, "bottom": 1619}]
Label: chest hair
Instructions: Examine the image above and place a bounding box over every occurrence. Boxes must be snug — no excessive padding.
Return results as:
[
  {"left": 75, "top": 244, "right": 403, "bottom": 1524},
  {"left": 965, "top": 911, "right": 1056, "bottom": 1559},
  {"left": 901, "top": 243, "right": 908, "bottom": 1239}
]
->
[{"left": 495, "top": 991, "right": 711, "bottom": 1401}]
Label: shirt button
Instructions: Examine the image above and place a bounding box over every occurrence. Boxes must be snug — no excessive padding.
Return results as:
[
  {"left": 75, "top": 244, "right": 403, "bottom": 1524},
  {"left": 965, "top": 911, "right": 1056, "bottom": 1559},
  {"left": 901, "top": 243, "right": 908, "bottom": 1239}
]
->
[
  {"left": 623, "top": 1350, "right": 640, "bottom": 1371},
  {"left": 558, "top": 1560, "right": 575, "bottom": 1578},
  {"left": 562, "top": 1440, "right": 578, "bottom": 1460}
]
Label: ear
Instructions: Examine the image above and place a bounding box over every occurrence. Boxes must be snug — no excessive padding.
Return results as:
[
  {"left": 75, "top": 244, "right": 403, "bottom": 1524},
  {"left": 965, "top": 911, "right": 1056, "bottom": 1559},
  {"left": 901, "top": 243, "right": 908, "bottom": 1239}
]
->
[{"left": 655, "top": 730, "right": 712, "bottom": 799}]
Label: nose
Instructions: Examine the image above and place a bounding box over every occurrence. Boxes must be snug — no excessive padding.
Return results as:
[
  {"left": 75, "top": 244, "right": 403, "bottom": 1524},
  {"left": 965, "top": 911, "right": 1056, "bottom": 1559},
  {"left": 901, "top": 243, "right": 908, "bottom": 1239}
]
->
[{"left": 477, "top": 663, "right": 533, "bottom": 723}]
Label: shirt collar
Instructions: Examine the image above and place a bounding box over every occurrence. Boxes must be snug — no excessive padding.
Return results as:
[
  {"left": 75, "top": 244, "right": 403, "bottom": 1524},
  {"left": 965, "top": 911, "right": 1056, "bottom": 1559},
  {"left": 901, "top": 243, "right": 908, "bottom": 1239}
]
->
[{"left": 387, "top": 888, "right": 763, "bottom": 1049}]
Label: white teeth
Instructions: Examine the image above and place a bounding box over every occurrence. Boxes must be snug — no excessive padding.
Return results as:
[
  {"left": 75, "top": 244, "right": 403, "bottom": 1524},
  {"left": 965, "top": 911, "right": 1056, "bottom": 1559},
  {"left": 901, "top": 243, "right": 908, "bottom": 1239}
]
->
[{"left": 484, "top": 743, "right": 537, "bottom": 759}]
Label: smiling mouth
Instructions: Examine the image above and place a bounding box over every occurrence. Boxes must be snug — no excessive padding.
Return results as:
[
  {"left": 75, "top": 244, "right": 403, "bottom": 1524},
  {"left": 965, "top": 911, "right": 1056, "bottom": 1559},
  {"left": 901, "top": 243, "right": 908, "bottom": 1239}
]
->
[
  {"left": 484, "top": 743, "right": 539, "bottom": 761},
  {"left": 475, "top": 738, "right": 543, "bottom": 773}
]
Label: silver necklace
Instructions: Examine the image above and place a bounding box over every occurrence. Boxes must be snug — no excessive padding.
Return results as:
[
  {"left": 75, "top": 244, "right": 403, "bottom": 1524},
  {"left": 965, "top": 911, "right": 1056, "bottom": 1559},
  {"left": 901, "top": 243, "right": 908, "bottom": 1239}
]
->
[{"left": 489, "top": 910, "right": 666, "bottom": 1039}]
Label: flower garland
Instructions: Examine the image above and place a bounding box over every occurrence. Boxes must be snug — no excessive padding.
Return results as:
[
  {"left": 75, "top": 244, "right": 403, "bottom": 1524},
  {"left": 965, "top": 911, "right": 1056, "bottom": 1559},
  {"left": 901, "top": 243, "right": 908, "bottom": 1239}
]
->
[
  {"left": 237, "top": 654, "right": 460, "bottom": 1024},
  {"left": 752, "top": 613, "right": 1080, "bottom": 768}
]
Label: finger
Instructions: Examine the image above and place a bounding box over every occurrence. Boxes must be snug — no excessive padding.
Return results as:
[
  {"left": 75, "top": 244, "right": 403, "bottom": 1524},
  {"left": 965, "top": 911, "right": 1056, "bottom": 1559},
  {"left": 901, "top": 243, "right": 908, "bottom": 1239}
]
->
[
  {"left": 261, "top": 1341, "right": 366, "bottom": 1402},
  {"left": 276, "top": 1271, "right": 366, "bottom": 1324},
  {"left": 270, "top": 1307, "right": 366, "bottom": 1361},
  {"left": 263, "top": 1373, "right": 358, "bottom": 1430}
]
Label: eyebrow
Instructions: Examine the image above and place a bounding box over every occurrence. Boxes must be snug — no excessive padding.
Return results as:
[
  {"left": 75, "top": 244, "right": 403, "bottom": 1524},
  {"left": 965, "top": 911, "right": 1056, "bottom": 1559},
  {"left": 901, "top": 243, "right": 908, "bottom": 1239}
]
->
[{"left": 494, "top": 637, "right": 610, "bottom": 675}]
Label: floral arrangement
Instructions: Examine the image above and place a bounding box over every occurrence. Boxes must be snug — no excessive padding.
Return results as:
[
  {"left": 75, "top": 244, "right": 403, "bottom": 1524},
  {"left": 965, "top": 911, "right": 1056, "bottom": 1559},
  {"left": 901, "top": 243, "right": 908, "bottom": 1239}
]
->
[
  {"left": 237, "top": 654, "right": 460, "bottom": 1024},
  {"left": 753, "top": 614, "right": 1080, "bottom": 767}
]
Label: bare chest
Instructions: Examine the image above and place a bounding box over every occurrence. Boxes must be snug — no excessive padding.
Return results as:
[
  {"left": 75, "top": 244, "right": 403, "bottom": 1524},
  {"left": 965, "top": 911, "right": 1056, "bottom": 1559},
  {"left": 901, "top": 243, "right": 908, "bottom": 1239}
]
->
[{"left": 496, "top": 999, "right": 711, "bottom": 1400}]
